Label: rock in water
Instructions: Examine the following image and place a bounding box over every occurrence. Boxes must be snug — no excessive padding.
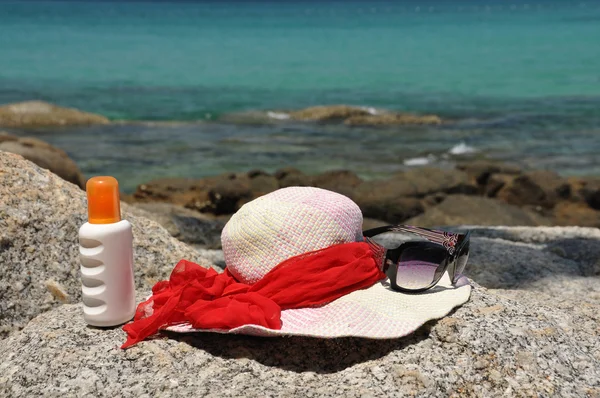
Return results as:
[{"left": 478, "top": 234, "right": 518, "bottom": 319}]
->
[
  {"left": 289, "top": 105, "right": 372, "bottom": 121},
  {"left": 0, "top": 100, "right": 109, "bottom": 128},
  {"left": 288, "top": 105, "right": 443, "bottom": 126},
  {"left": 0, "top": 281, "right": 597, "bottom": 397},
  {"left": 0, "top": 152, "right": 218, "bottom": 339},
  {"left": 344, "top": 113, "right": 442, "bottom": 126},
  {"left": 0, "top": 132, "right": 86, "bottom": 188}
]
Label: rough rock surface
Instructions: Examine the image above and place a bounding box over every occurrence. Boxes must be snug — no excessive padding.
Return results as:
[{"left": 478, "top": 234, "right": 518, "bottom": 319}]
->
[
  {"left": 128, "top": 162, "right": 600, "bottom": 230},
  {"left": 496, "top": 170, "right": 571, "bottom": 209},
  {"left": 128, "top": 161, "right": 600, "bottom": 229},
  {"left": 288, "top": 105, "right": 443, "bottom": 126},
  {"left": 0, "top": 100, "right": 109, "bottom": 128},
  {"left": 129, "top": 202, "right": 226, "bottom": 249},
  {"left": 1, "top": 158, "right": 599, "bottom": 397},
  {"left": 344, "top": 113, "right": 442, "bottom": 126},
  {"left": 0, "top": 152, "right": 218, "bottom": 338},
  {"left": 0, "top": 279, "right": 598, "bottom": 397},
  {"left": 405, "top": 195, "right": 550, "bottom": 227},
  {"left": 0, "top": 132, "right": 85, "bottom": 188},
  {"left": 290, "top": 105, "right": 371, "bottom": 121}
]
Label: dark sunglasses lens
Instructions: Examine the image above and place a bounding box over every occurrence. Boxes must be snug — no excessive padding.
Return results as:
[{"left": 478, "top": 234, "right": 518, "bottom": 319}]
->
[
  {"left": 453, "top": 239, "right": 470, "bottom": 283},
  {"left": 395, "top": 243, "right": 447, "bottom": 290}
]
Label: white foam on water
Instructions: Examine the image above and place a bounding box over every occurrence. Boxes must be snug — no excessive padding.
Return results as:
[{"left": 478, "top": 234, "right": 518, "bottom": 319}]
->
[
  {"left": 267, "top": 111, "right": 291, "bottom": 120},
  {"left": 448, "top": 142, "right": 477, "bottom": 155},
  {"left": 403, "top": 154, "right": 436, "bottom": 166},
  {"left": 358, "top": 106, "right": 381, "bottom": 115}
]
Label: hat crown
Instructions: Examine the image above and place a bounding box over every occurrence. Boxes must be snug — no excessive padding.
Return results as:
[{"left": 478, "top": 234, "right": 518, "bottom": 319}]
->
[{"left": 222, "top": 186, "right": 363, "bottom": 284}]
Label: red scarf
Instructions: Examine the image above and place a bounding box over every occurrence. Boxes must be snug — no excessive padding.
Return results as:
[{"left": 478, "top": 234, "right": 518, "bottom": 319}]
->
[{"left": 122, "top": 241, "right": 385, "bottom": 348}]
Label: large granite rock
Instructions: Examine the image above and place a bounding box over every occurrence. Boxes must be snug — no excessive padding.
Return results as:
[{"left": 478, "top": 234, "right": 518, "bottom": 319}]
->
[
  {"left": 1, "top": 157, "right": 599, "bottom": 397},
  {"left": 0, "top": 132, "right": 85, "bottom": 188},
  {"left": 0, "top": 101, "right": 109, "bottom": 128},
  {"left": 0, "top": 280, "right": 597, "bottom": 397},
  {"left": 0, "top": 152, "right": 218, "bottom": 339}
]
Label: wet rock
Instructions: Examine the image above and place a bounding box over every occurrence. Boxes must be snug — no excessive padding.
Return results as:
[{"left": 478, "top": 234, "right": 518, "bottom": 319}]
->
[
  {"left": 344, "top": 113, "right": 442, "bottom": 126},
  {"left": 289, "top": 105, "right": 371, "bottom": 122},
  {"left": 496, "top": 170, "right": 571, "bottom": 208},
  {"left": 0, "top": 132, "right": 85, "bottom": 188},
  {"left": 288, "top": 105, "right": 444, "bottom": 126},
  {"left": 0, "top": 151, "right": 218, "bottom": 339},
  {"left": 405, "top": 195, "right": 551, "bottom": 227},
  {"left": 0, "top": 101, "right": 109, "bottom": 128}
]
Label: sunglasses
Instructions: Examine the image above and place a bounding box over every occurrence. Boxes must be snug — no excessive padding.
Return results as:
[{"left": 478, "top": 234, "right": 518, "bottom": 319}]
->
[{"left": 363, "top": 225, "right": 471, "bottom": 293}]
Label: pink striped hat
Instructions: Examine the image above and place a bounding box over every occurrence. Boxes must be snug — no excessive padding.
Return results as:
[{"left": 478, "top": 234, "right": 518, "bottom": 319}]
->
[{"left": 165, "top": 187, "right": 471, "bottom": 339}]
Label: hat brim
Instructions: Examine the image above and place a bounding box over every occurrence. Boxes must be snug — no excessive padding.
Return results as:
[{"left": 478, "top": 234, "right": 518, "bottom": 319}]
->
[{"left": 163, "top": 274, "right": 471, "bottom": 339}]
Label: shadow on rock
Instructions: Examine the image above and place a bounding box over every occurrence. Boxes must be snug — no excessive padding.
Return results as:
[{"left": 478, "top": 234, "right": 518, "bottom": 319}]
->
[
  {"left": 165, "top": 325, "right": 432, "bottom": 373},
  {"left": 544, "top": 238, "right": 600, "bottom": 276}
]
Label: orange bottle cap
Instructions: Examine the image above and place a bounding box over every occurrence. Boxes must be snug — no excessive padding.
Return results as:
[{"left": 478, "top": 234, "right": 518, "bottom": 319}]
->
[{"left": 86, "top": 176, "right": 122, "bottom": 224}]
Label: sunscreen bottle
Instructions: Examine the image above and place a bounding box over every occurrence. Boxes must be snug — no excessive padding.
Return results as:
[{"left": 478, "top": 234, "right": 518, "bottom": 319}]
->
[{"left": 79, "top": 176, "right": 135, "bottom": 327}]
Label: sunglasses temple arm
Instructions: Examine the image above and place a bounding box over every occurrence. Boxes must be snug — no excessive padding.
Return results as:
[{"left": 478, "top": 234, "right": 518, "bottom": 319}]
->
[
  {"left": 364, "top": 225, "right": 461, "bottom": 255},
  {"left": 364, "top": 237, "right": 389, "bottom": 272}
]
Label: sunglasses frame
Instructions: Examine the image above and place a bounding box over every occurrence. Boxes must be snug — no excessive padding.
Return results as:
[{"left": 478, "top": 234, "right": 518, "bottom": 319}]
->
[{"left": 363, "top": 225, "right": 471, "bottom": 293}]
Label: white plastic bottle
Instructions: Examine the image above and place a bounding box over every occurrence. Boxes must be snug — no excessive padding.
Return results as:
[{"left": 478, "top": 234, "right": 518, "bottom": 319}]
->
[{"left": 79, "top": 176, "right": 136, "bottom": 327}]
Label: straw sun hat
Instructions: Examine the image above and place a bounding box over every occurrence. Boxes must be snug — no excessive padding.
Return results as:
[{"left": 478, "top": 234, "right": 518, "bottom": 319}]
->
[{"left": 151, "top": 186, "right": 472, "bottom": 340}]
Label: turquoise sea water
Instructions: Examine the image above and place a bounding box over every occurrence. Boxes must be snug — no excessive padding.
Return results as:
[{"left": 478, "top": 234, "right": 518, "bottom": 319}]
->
[{"left": 1, "top": 0, "right": 600, "bottom": 191}]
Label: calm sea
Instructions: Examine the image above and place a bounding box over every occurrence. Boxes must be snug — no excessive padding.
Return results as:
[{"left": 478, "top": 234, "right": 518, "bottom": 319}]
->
[{"left": 1, "top": 0, "right": 599, "bottom": 191}]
